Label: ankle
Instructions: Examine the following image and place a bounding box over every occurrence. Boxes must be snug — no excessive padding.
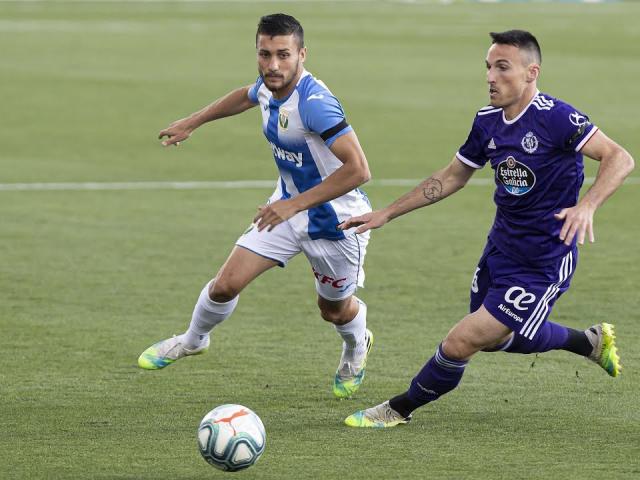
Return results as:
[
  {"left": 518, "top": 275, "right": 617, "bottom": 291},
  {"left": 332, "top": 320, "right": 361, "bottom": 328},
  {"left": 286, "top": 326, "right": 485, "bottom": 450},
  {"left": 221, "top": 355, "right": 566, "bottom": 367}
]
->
[
  {"left": 183, "top": 331, "right": 209, "bottom": 349},
  {"left": 389, "top": 392, "right": 418, "bottom": 419}
]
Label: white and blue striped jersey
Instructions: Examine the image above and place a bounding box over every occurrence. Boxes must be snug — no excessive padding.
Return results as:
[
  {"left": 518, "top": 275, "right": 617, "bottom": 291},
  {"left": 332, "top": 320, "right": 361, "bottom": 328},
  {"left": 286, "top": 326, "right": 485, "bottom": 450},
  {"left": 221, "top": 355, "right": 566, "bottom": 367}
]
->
[{"left": 248, "top": 70, "right": 371, "bottom": 241}]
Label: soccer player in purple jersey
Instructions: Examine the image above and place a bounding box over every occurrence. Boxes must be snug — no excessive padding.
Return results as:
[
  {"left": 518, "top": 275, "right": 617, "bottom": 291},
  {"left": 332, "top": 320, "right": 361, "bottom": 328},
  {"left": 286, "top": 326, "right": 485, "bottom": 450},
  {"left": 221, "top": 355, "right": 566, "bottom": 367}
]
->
[{"left": 340, "top": 30, "right": 635, "bottom": 428}]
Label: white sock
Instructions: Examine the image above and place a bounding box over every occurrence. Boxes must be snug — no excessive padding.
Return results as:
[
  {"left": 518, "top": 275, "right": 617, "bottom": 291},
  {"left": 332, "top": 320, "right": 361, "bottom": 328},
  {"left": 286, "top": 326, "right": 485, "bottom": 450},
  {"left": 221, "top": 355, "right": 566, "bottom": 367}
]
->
[
  {"left": 334, "top": 298, "right": 368, "bottom": 358},
  {"left": 183, "top": 280, "right": 238, "bottom": 348}
]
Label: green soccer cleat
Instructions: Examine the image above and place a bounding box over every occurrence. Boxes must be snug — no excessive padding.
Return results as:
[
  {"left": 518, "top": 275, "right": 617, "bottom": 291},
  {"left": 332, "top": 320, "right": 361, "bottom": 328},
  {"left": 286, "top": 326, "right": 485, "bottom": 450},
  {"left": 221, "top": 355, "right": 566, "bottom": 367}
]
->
[
  {"left": 586, "top": 323, "right": 621, "bottom": 377},
  {"left": 333, "top": 329, "right": 373, "bottom": 399},
  {"left": 138, "top": 335, "right": 209, "bottom": 370},
  {"left": 344, "top": 401, "right": 412, "bottom": 428}
]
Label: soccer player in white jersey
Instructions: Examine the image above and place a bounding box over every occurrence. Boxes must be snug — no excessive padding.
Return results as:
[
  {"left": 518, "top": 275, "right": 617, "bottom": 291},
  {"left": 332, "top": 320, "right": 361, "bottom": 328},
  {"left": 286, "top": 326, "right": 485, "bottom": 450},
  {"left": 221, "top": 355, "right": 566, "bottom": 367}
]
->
[
  {"left": 340, "top": 30, "right": 634, "bottom": 427},
  {"left": 138, "top": 14, "right": 374, "bottom": 399}
]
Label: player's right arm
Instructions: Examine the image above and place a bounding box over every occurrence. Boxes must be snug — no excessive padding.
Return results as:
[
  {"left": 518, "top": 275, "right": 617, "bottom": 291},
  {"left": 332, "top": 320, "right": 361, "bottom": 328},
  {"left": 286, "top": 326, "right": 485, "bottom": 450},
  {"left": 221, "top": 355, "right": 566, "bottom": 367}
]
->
[
  {"left": 158, "top": 84, "right": 257, "bottom": 147},
  {"left": 339, "top": 157, "right": 476, "bottom": 234}
]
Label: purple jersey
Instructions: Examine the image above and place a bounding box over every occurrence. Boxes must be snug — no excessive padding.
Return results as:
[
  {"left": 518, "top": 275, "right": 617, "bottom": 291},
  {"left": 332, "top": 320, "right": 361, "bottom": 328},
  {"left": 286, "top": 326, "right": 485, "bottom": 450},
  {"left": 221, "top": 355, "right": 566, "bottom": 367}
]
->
[{"left": 456, "top": 91, "right": 598, "bottom": 266}]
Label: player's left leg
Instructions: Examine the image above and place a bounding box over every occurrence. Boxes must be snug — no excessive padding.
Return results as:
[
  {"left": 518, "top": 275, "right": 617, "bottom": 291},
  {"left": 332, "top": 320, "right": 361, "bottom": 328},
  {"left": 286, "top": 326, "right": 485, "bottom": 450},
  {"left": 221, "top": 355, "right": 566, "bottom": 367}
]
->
[
  {"left": 301, "top": 232, "right": 371, "bottom": 398},
  {"left": 345, "top": 306, "right": 510, "bottom": 427}
]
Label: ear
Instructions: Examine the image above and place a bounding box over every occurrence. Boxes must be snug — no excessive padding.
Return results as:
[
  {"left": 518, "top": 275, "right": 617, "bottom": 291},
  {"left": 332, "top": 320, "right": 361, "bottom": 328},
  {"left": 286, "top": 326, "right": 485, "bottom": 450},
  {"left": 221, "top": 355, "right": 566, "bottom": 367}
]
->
[
  {"left": 526, "top": 63, "right": 540, "bottom": 83},
  {"left": 299, "top": 47, "right": 307, "bottom": 63}
]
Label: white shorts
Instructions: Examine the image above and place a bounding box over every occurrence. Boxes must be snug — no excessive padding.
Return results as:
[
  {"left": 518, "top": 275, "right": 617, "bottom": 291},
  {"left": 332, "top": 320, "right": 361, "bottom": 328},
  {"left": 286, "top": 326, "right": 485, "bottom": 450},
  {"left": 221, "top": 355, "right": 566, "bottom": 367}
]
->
[{"left": 235, "top": 220, "right": 369, "bottom": 301}]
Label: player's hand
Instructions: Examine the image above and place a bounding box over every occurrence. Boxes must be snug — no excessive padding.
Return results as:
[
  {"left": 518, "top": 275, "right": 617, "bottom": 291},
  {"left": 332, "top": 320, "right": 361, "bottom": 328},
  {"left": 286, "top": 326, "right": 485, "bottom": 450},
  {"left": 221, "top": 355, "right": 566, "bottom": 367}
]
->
[
  {"left": 253, "top": 200, "right": 299, "bottom": 232},
  {"left": 158, "top": 118, "right": 197, "bottom": 147},
  {"left": 338, "top": 210, "right": 390, "bottom": 234},
  {"left": 555, "top": 204, "right": 596, "bottom": 246}
]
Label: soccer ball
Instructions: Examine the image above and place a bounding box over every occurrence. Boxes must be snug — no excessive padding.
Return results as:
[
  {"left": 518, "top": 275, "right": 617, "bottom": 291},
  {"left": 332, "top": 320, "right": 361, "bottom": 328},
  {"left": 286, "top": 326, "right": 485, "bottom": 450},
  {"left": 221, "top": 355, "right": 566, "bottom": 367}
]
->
[{"left": 197, "top": 404, "right": 266, "bottom": 472}]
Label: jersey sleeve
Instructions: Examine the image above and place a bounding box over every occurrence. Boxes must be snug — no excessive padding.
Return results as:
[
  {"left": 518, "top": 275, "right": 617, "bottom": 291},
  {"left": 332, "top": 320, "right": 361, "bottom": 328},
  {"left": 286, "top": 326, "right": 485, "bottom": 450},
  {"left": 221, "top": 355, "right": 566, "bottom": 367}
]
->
[
  {"left": 247, "top": 76, "right": 263, "bottom": 104},
  {"left": 300, "top": 91, "right": 352, "bottom": 147},
  {"left": 456, "top": 115, "right": 487, "bottom": 169},
  {"left": 547, "top": 102, "right": 598, "bottom": 152}
]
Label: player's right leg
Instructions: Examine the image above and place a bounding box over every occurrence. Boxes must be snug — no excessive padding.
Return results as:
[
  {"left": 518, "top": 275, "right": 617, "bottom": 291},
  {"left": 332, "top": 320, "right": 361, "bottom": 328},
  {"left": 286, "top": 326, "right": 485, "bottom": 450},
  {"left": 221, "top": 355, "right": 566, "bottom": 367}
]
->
[
  {"left": 138, "top": 246, "right": 279, "bottom": 370},
  {"left": 345, "top": 306, "right": 511, "bottom": 427}
]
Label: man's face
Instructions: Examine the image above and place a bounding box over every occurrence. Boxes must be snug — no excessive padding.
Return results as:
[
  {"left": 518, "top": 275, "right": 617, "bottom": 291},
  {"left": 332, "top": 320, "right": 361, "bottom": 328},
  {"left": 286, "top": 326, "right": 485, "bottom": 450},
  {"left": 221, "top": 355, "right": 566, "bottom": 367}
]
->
[
  {"left": 485, "top": 43, "right": 536, "bottom": 108},
  {"left": 257, "top": 34, "right": 306, "bottom": 94}
]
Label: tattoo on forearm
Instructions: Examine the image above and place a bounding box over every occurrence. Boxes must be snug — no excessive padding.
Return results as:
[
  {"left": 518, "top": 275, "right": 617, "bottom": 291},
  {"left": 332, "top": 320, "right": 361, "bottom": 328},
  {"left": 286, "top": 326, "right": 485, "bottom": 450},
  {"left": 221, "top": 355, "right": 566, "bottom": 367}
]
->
[{"left": 422, "top": 177, "right": 443, "bottom": 204}]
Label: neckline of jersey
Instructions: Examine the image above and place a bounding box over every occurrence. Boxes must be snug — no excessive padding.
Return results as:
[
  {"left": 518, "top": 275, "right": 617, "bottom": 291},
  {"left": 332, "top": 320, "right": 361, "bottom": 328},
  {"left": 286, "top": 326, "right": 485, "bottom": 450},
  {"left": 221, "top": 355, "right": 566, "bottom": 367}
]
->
[
  {"left": 502, "top": 89, "right": 540, "bottom": 126},
  {"left": 268, "top": 70, "right": 311, "bottom": 107}
]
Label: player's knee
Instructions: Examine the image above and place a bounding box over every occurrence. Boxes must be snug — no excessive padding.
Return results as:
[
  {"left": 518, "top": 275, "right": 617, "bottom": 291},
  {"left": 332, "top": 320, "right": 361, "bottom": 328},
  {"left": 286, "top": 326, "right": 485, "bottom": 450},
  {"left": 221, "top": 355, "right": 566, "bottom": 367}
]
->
[
  {"left": 210, "top": 278, "right": 239, "bottom": 303},
  {"left": 317, "top": 301, "right": 350, "bottom": 325},
  {"left": 441, "top": 334, "right": 476, "bottom": 361},
  {"left": 318, "top": 307, "right": 343, "bottom": 324}
]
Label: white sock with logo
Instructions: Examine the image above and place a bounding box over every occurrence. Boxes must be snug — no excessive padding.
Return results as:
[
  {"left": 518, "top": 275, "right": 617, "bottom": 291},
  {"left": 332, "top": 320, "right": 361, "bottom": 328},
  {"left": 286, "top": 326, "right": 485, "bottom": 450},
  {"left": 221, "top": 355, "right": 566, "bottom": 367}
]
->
[
  {"left": 334, "top": 298, "right": 368, "bottom": 359},
  {"left": 182, "top": 280, "right": 238, "bottom": 349}
]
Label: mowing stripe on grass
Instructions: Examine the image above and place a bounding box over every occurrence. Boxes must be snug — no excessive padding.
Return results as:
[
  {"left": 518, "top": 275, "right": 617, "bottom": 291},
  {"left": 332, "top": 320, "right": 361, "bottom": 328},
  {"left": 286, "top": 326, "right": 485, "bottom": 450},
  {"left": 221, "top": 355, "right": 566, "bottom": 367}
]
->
[{"left": 0, "top": 177, "right": 637, "bottom": 192}]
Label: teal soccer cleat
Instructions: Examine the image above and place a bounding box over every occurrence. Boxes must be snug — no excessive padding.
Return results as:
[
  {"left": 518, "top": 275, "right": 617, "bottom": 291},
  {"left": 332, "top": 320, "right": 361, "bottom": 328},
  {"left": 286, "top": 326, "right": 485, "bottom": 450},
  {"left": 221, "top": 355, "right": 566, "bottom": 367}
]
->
[
  {"left": 333, "top": 329, "right": 373, "bottom": 399},
  {"left": 344, "top": 401, "right": 412, "bottom": 428},
  {"left": 138, "top": 335, "right": 209, "bottom": 370}
]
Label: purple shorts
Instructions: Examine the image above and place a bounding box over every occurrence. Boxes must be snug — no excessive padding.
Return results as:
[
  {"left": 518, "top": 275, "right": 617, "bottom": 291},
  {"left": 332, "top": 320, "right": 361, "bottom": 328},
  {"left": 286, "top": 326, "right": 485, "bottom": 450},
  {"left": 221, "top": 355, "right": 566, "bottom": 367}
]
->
[{"left": 470, "top": 239, "right": 577, "bottom": 340}]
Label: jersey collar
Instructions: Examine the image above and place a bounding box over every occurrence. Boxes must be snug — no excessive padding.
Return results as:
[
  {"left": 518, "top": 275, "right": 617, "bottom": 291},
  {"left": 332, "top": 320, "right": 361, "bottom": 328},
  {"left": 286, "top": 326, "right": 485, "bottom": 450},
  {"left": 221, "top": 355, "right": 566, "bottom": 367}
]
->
[
  {"left": 502, "top": 89, "right": 540, "bottom": 125},
  {"left": 269, "top": 69, "right": 311, "bottom": 106}
]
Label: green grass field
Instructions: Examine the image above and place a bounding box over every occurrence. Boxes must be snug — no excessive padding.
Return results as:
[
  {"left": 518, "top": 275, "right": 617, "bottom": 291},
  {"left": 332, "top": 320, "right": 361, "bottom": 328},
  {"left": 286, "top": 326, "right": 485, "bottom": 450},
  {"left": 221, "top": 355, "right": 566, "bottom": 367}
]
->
[{"left": 2, "top": 1, "right": 639, "bottom": 478}]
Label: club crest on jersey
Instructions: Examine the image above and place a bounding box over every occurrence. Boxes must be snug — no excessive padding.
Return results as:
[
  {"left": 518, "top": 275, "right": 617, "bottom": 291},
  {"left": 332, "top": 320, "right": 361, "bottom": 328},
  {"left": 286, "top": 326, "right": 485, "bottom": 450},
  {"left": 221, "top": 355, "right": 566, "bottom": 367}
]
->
[
  {"left": 278, "top": 109, "right": 289, "bottom": 130},
  {"left": 521, "top": 131, "right": 538, "bottom": 154},
  {"left": 497, "top": 156, "right": 536, "bottom": 196}
]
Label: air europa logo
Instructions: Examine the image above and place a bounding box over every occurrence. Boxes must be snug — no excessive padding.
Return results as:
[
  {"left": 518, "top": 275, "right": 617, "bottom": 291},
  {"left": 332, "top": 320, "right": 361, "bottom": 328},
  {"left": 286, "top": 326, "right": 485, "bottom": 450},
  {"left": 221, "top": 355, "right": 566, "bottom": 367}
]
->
[{"left": 496, "top": 156, "right": 536, "bottom": 196}]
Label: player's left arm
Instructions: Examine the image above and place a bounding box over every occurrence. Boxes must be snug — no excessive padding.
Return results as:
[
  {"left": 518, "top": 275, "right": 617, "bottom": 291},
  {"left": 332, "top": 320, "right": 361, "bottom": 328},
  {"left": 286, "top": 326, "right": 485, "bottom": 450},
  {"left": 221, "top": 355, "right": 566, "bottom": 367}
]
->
[
  {"left": 254, "top": 130, "right": 370, "bottom": 231},
  {"left": 555, "top": 130, "right": 634, "bottom": 245}
]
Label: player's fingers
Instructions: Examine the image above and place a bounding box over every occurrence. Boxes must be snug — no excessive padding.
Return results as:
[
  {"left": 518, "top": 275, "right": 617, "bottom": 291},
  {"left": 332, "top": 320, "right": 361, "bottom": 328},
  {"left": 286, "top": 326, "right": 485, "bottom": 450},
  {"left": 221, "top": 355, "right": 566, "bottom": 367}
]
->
[
  {"left": 267, "top": 219, "right": 282, "bottom": 232},
  {"left": 253, "top": 206, "right": 266, "bottom": 224},
  {"left": 558, "top": 215, "right": 572, "bottom": 241},
  {"left": 577, "top": 224, "right": 586, "bottom": 245},
  {"left": 161, "top": 136, "right": 179, "bottom": 147},
  {"left": 554, "top": 209, "right": 567, "bottom": 221},
  {"left": 564, "top": 223, "right": 579, "bottom": 246},
  {"left": 338, "top": 218, "right": 358, "bottom": 230},
  {"left": 256, "top": 220, "right": 268, "bottom": 232},
  {"left": 355, "top": 223, "right": 372, "bottom": 235},
  {"left": 588, "top": 222, "right": 595, "bottom": 243}
]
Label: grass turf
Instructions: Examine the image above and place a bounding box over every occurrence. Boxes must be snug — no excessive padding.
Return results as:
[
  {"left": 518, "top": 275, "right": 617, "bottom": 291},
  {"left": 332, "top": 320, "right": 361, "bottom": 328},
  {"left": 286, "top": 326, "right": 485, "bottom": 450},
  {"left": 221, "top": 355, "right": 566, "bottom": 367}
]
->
[{"left": 1, "top": 1, "right": 639, "bottom": 478}]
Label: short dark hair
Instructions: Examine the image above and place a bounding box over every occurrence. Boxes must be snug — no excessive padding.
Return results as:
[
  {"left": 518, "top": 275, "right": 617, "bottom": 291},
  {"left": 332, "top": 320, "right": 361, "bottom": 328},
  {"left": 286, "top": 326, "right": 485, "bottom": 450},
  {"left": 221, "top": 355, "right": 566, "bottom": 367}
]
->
[
  {"left": 256, "top": 14, "right": 304, "bottom": 48},
  {"left": 490, "top": 30, "right": 541, "bottom": 64}
]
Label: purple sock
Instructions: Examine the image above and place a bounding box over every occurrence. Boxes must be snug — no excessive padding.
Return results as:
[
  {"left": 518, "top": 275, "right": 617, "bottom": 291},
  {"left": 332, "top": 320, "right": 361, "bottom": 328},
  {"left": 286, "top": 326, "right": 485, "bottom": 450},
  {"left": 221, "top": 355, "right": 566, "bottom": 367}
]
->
[
  {"left": 406, "top": 344, "right": 469, "bottom": 408},
  {"left": 505, "top": 321, "right": 569, "bottom": 354}
]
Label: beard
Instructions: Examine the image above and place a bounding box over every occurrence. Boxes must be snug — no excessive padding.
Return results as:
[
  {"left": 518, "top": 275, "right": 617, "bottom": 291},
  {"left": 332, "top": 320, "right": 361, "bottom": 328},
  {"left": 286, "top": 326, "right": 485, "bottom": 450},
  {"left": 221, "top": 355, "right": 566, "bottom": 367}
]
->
[{"left": 260, "top": 59, "right": 300, "bottom": 93}]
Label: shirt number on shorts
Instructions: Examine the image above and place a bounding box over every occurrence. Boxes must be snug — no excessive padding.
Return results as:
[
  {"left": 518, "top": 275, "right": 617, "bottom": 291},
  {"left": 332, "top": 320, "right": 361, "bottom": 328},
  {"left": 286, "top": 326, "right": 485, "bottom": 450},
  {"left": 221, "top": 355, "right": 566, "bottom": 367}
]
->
[{"left": 471, "top": 267, "right": 480, "bottom": 294}]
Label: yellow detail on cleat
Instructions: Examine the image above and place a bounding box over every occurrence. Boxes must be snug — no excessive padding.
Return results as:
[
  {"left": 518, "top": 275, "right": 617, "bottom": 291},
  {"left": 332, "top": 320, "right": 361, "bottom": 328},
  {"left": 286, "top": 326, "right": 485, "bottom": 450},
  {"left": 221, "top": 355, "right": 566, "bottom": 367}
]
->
[
  {"left": 600, "top": 323, "right": 621, "bottom": 377},
  {"left": 137, "top": 336, "right": 209, "bottom": 370}
]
